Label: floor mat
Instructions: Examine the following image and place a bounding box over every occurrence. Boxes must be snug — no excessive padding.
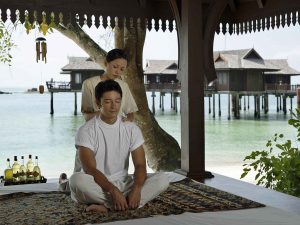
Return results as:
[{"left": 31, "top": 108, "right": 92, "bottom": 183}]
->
[{"left": 0, "top": 178, "right": 264, "bottom": 225}]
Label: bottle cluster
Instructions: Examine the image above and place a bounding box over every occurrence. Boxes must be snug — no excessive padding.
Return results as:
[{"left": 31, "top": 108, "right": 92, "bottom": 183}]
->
[{"left": 3, "top": 155, "right": 42, "bottom": 185}]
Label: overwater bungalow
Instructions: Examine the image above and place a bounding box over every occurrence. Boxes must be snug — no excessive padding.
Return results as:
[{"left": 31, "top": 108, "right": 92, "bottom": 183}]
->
[
  {"left": 144, "top": 48, "right": 300, "bottom": 117},
  {"left": 1, "top": 0, "right": 300, "bottom": 225}
]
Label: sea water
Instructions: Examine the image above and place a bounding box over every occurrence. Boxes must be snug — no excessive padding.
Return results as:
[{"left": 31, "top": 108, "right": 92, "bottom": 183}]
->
[{"left": 0, "top": 88, "right": 297, "bottom": 184}]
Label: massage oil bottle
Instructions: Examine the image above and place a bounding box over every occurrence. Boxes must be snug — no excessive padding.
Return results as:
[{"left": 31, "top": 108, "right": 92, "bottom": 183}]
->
[
  {"left": 12, "top": 156, "right": 20, "bottom": 183},
  {"left": 4, "top": 158, "right": 13, "bottom": 182},
  {"left": 26, "top": 154, "right": 34, "bottom": 181},
  {"left": 19, "top": 156, "right": 27, "bottom": 182},
  {"left": 33, "top": 156, "right": 41, "bottom": 181}
]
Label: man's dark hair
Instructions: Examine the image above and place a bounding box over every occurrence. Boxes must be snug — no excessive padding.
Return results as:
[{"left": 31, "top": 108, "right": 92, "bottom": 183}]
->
[
  {"left": 95, "top": 79, "right": 123, "bottom": 101},
  {"left": 106, "top": 48, "right": 128, "bottom": 63}
]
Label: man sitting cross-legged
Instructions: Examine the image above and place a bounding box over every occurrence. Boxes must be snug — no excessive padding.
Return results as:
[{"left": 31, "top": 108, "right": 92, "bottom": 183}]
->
[{"left": 69, "top": 79, "right": 169, "bottom": 213}]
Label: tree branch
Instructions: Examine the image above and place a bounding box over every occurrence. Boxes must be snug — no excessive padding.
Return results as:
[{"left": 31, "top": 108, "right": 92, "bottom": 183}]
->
[{"left": 55, "top": 23, "right": 107, "bottom": 67}]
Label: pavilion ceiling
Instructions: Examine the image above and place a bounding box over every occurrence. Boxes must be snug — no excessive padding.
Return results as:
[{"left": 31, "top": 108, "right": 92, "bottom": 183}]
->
[
  {"left": 0, "top": 0, "right": 300, "bottom": 34},
  {"left": 0, "top": 0, "right": 176, "bottom": 32},
  {"left": 218, "top": 0, "right": 300, "bottom": 35}
]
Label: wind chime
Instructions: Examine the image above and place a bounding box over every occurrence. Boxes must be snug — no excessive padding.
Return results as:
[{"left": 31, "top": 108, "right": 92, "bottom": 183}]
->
[
  {"left": 36, "top": 37, "right": 47, "bottom": 63},
  {"left": 36, "top": 37, "right": 47, "bottom": 94}
]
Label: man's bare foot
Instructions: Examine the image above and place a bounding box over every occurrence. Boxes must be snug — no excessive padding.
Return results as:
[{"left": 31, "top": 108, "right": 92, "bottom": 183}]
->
[{"left": 85, "top": 204, "right": 108, "bottom": 213}]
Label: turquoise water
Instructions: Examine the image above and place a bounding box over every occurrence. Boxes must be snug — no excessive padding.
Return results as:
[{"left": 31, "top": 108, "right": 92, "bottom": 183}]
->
[{"left": 0, "top": 89, "right": 297, "bottom": 183}]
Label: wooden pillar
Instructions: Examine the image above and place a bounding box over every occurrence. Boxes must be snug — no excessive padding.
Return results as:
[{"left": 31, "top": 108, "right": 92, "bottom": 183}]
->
[
  {"left": 239, "top": 96, "right": 241, "bottom": 110},
  {"left": 74, "top": 92, "right": 77, "bottom": 115},
  {"left": 173, "top": 92, "right": 176, "bottom": 110},
  {"left": 283, "top": 94, "right": 287, "bottom": 114},
  {"left": 243, "top": 95, "right": 246, "bottom": 111},
  {"left": 277, "top": 95, "right": 279, "bottom": 112},
  {"left": 290, "top": 96, "right": 293, "bottom": 113},
  {"left": 170, "top": 92, "right": 173, "bottom": 109},
  {"left": 177, "top": 0, "right": 206, "bottom": 181},
  {"left": 264, "top": 94, "right": 268, "bottom": 114},
  {"left": 297, "top": 88, "right": 300, "bottom": 108},
  {"left": 50, "top": 92, "right": 54, "bottom": 115},
  {"left": 161, "top": 93, "right": 165, "bottom": 112},
  {"left": 159, "top": 92, "right": 162, "bottom": 109},
  {"left": 218, "top": 93, "right": 221, "bottom": 116},
  {"left": 174, "top": 93, "right": 178, "bottom": 113},
  {"left": 257, "top": 95, "right": 260, "bottom": 119},
  {"left": 228, "top": 93, "right": 231, "bottom": 120},
  {"left": 208, "top": 96, "right": 211, "bottom": 114},
  {"left": 261, "top": 95, "right": 264, "bottom": 110},
  {"left": 236, "top": 94, "right": 240, "bottom": 119},
  {"left": 247, "top": 95, "right": 250, "bottom": 110},
  {"left": 254, "top": 95, "right": 257, "bottom": 118},
  {"left": 151, "top": 91, "right": 156, "bottom": 115},
  {"left": 212, "top": 94, "right": 215, "bottom": 118},
  {"left": 279, "top": 95, "right": 282, "bottom": 111}
]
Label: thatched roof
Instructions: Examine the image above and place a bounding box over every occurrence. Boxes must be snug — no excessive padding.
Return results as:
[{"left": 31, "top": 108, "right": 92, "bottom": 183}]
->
[
  {"left": 61, "top": 57, "right": 104, "bottom": 72},
  {"left": 144, "top": 60, "right": 178, "bottom": 75},
  {"left": 264, "top": 59, "right": 300, "bottom": 75},
  {"left": 213, "top": 48, "right": 279, "bottom": 71}
]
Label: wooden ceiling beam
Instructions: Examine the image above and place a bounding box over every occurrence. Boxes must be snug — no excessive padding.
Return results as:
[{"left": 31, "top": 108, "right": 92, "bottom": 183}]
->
[
  {"left": 257, "top": 0, "right": 265, "bottom": 8},
  {"left": 228, "top": 0, "right": 237, "bottom": 12}
]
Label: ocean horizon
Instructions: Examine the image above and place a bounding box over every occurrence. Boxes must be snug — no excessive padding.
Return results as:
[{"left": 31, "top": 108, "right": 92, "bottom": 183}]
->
[{"left": 0, "top": 87, "right": 297, "bottom": 185}]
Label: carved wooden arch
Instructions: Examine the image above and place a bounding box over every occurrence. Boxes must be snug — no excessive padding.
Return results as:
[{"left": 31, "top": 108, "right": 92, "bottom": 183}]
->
[{"left": 169, "top": 0, "right": 229, "bottom": 84}]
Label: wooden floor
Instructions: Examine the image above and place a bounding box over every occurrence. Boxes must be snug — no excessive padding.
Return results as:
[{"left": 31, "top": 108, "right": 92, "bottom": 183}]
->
[{"left": 204, "top": 173, "right": 300, "bottom": 214}]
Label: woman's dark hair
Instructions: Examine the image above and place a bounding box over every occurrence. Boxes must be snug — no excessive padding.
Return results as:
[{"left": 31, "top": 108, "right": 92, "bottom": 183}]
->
[
  {"left": 106, "top": 48, "right": 128, "bottom": 63},
  {"left": 95, "top": 79, "right": 123, "bottom": 101}
]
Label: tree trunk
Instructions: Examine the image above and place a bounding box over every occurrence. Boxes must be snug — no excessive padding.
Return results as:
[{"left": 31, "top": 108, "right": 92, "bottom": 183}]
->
[{"left": 56, "top": 23, "right": 181, "bottom": 171}]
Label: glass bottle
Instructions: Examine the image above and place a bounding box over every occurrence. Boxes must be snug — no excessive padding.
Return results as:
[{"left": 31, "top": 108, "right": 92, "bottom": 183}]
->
[
  {"left": 19, "top": 156, "right": 27, "bottom": 182},
  {"left": 33, "top": 156, "right": 41, "bottom": 181},
  {"left": 4, "top": 158, "right": 13, "bottom": 182},
  {"left": 12, "top": 156, "right": 20, "bottom": 183},
  {"left": 26, "top": 154, "right": 34, "bottom": 181}
]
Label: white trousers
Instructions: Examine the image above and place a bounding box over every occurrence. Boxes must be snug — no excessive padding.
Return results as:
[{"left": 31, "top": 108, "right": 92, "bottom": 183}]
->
[{"left": 69, "top": 172, "right": 169, "bottom": 208}]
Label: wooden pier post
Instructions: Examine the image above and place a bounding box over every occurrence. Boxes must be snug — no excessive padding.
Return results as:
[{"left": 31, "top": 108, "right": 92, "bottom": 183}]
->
[
  {"left": 170, "top": 92, "right": 173, "bottom": 109},
  {"left": 280, "top": 95, "right": 282, "bottom": 111},
  {"left": 174, "top": 93, "right": 178, "bottom": 113},
  {"left": 218, "top": 94, "right": 221, "bottom": 116},
  {"left": 297, "top": 88, "right": 300, "bottom": 109},
  {"left": 173, "top": 92, "right": 176, "bottom": 111},
  {"left": 283, "top": 95, "right": 287, "bottom": 114},
  {"left": 161, "top": 92, "right": 165, "bottom": 112},
  {"left": 277, "top": 95, "right": 279, "bottom": 112},
  {"left": 159, "top": 93, "right": 162, "bottom": 109},
  {"left": 74, "top": 92, "right": 77, "bottom": 116},
  {"left": 239, "top": 96, "right": 241, "bottom": 110},
  {"left": 247, "top": 95, "right": 250, "bottom": 110},
  {"left": 151, "top": 91, "right": 156, "bottom": 115},
  {"left": 50, "top": 92, "right": 54, "bottom": 115},
  {"left": 290, "top": 96, "right": 293, "bottom": 113},
  {"left": 257, "top": 95, "right": 261, "bottom": 119},
  {"left": 212, "top": 94, "right": 215, "bottom": 118},
  {"left": 264, "top": 94, "right": 269, "bottom": 114},
  {"left": 236, "top": 94, "right": 240, "bottom": 119},
  {"left": 228, "top": 93, "right": 231, "bottom": 120},
  {"left": 254, "top": 95, "right": 257, "bottom": 118},
  {"left": 261, "top": 95, "right": 264, "bottom": 110},
  {"left": 243, "top": 95, "right": 246, "bottom": 111},
  {"left": 208, "top": 96, "right": 211, "bottom": 114}
]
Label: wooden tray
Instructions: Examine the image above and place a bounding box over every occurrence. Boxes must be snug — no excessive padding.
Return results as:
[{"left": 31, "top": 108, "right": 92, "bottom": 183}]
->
[{"left": 0, "top": 176, "right": 47, "bottom": 186}]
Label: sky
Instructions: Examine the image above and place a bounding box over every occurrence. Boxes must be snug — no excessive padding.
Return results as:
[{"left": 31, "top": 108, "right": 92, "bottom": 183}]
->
[{"left": 1, "top": 21, "right": 300, "bottom": 88}]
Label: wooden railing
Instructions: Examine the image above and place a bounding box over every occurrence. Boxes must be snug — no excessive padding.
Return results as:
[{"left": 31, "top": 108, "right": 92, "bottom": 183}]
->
[
  {"left": 265, "top": 83, "right": 300, "bottom": 92},
  {"left": 144, "top": 82, "right": 217, "bottom": 91},
  {"left": 46, "top": 81, "right": 71, "bottom": 91}
]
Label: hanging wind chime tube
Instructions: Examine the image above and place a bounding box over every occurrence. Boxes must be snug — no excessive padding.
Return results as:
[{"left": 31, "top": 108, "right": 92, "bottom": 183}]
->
[{"left": 35, "top": 37, "right": 47, "bottom": 63}]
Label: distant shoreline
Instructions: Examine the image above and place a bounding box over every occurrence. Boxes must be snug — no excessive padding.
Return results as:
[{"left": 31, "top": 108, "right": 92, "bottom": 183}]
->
[{"left": 0, "top": 90, "right": 12, "bottom": 94}]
